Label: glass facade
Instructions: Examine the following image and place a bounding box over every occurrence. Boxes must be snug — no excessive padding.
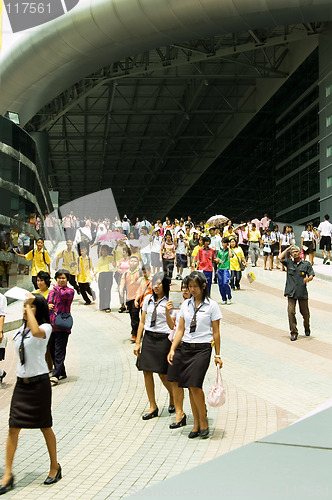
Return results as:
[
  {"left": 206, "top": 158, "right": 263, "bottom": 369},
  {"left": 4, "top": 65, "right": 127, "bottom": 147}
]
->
[{"left": 0, "top": 115, "right": 53, "bottom": 290}]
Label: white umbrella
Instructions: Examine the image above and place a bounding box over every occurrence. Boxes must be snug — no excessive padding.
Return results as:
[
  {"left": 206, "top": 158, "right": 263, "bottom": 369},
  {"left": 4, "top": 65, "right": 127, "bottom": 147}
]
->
[{"left": 206, "top": 215, "right": 228, "bottom": 227}]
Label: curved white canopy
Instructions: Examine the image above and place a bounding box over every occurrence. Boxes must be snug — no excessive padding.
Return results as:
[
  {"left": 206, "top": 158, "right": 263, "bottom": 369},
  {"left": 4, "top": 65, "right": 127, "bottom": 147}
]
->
[{"left": 0, "top": 0, "right": 332, "bottom": 125}]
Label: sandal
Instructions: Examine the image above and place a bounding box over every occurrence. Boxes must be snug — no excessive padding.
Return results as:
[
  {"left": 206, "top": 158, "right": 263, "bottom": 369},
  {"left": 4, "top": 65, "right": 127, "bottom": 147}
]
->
[{"left": 118, "top": 306, "right": 126, "bottom": 313}]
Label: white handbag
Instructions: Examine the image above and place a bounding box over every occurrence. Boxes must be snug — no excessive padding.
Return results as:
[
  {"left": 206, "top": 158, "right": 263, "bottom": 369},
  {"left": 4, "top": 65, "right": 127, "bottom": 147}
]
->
[{"left": 207, "top": 366, "right": 226, "bottom": 407}]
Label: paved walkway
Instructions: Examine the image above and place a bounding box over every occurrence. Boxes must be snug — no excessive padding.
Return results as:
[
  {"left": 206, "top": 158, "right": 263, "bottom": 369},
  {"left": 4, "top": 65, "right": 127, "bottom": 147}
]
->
[{"left": 1, "top": 259, "right": 332, "bottom": 499}]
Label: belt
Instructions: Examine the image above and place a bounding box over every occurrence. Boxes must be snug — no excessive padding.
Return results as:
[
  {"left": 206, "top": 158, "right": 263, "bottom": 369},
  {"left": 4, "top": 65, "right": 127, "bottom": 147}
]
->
[
  {"left": 17, "top": 373, "right": 49, "bottom": 384},
  {"left": 250, "top": 241, "right": 259, "bottom": 243},
  {"left": 145, "top": 330, "right": 169, "bottom": 339},
  {"left": 181, "top": 342, "right": 211, "bottom": 349}
]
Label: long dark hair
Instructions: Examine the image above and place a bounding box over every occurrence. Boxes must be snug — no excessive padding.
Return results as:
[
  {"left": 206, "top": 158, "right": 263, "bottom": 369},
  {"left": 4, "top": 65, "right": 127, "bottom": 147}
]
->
[
  {"left": 187, "top": 271, "right": 210, "bottom": 300},
  {"left": 152, "top": 272, "right": 170, "bottom": 300},
  {"left": 29, "top": 294, "right": 50, "bottom": 325}
]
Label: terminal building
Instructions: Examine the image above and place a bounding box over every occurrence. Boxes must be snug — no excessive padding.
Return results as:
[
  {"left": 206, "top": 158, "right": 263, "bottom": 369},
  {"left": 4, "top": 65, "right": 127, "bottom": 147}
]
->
[{"left": 1, "top": 1, "right": 332, "bottom": 278}]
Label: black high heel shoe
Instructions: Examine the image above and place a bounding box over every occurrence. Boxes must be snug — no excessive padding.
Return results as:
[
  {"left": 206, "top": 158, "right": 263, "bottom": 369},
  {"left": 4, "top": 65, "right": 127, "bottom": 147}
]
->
[
  {"left": 169, "top": 414, "right": 187, "bottom": 429},
  {"left": 142, "top": 407, "right": 158, "bottom": 420},
  {"left": 44, "top": 464, "right": 62, "bottom": 485},
  {"left": 0, "top": 475, "right": 14, "bottom": 495}
]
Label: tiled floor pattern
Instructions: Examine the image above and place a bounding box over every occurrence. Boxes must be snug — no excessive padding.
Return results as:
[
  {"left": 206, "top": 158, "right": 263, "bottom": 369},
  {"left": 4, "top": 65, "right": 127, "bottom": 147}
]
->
[{"left": 0, "top": 262, "right": 331, "bottom": 498}]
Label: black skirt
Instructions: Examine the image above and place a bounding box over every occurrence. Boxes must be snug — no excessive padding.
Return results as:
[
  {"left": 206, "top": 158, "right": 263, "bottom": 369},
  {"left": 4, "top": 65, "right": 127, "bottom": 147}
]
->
[
  {"left": 178, "top": 342, "right": 212, "bottom": 389},
  {"left": 167, "top": 345, "right": 182, "bottom": 383},
  {"left": 9, "top": 375, "right": 52, "bottom": 428},
  {"left": 138, "top": 330, "right": 171, "bottom": 374}
]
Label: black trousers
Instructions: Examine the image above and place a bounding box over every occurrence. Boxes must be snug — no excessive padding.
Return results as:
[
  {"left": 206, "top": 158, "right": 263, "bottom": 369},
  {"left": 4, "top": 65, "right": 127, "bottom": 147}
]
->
[
  {"left": 79, "top": 282, "right": 94, "bottom": 304},
  {"left": 98, "top": 272, "right": 113, "bottom": 310},
  {"left": 49, "top": 331, "right": 69, "bottom": 378},
  {"left": 32, "top": 276, "right": 38, "bottom": 289},
  {"left": 69, "top": 274, "right": 80, "bottom": 293},
  {"left": 126, "top": 299, "right": 140, "bottom": 337}
]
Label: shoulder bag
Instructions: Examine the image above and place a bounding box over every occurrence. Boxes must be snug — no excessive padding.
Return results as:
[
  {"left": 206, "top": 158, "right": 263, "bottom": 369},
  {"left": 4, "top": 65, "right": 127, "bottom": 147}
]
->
[{"left": 51, "top": 290, "right": 73, "bottom": 330}]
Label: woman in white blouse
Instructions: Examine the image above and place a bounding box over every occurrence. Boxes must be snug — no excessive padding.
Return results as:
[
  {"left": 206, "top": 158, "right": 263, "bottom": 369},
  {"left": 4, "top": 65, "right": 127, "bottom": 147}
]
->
[
  {"left": 0, "top": 294, "right": 61, "bottom": 495},
  {"left": 168, "top": 271, "right": 222, "bottom": 439},
  {"left": 134, "top": 272, "right": 174, "bottom": 420},
  {"left": 301, "top": 222, "right": 315, "bottom": 265}
]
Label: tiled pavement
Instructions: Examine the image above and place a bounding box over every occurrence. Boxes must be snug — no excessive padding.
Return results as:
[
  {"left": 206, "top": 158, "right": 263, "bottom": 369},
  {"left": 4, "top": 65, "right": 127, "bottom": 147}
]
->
[{"left": 0, "top": 260, "right": 332, "bottom": 499}]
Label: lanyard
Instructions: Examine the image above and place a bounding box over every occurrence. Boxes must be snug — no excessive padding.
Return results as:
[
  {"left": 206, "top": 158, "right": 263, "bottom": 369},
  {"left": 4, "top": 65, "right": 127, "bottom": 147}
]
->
[
  {"left": 190, "top": 302, "right": 204, "bottom": 333},
  {"left": 150, "top": 298, "right": 164, "bottom": 327}
]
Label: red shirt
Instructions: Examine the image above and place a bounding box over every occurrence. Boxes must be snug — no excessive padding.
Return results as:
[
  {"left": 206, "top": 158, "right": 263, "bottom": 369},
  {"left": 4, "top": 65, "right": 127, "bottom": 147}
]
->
[{"left": 197, "top": 247, "right": 214, "bottom": 271}]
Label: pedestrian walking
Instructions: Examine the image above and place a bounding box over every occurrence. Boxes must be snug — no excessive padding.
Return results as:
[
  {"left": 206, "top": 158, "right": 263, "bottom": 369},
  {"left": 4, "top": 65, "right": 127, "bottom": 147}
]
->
[{"left": 279, "top": 245, "right": 314, "bottom": 341}]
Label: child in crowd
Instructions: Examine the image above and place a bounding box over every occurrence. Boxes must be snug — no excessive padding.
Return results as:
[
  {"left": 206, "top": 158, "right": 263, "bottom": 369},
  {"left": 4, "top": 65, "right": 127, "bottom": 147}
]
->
[
  {"left": 94, "top": 245, "right": 116, "bottom": 312},
  {"left": 196, "top": 236, "right": 215, "bottom": 293},
  {"left": 120, "top": 256, "right": 141, "bottom": 342},
  {"left": 215, "top": 238, "right": 232, "bottom": 304},
  {"left": 77, "top": 245, "right": 95, "bottom": 305},
  {"left": 135, "top": 266, "right": 152, "bottom": 311}
]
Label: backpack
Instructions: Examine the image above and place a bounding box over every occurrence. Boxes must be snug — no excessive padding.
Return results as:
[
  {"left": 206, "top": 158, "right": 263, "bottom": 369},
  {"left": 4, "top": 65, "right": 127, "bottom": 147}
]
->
[{"left": 32, "top": 248, "right": 47, "bottom": 264}]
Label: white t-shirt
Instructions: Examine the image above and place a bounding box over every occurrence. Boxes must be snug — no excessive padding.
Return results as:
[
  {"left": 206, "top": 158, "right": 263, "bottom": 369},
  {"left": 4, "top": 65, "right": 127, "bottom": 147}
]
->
[
  {"left": 151, "top": 236, "right": 162, "bottom": 253},
  {"left": 180, "top": 297, "right": 222, "bottom": 343},
  {"left": 318, "top": 220, "right": 332, "bottom": 237},
  {"left": 15, "top": 323, "right": 52, "bottom": 378},
  {"left": 210, "top": 235, "right": 222, "bottom": 251},
  {"left": 0, "top": 294, "right": 7, "bottom": 317},
  {"left": 122, "top": 221, "right": 130, "bottom": 231},
  {"left": 142, "top": 295, "right": 171, "bottom": 334}
]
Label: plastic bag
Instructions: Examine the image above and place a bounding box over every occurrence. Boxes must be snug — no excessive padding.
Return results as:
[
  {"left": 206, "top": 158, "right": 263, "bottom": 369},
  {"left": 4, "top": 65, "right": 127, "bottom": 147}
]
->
[{"left": 207, "top": 366, "right": 226, "bottom": 407}]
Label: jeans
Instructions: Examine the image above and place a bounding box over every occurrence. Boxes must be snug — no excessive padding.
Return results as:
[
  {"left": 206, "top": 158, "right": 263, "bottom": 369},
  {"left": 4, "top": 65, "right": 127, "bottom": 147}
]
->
[
  {"left": 249, "top": 242, "right": 260, "bottom": 265},
  {"left": 202, "top": 270, "right": 213, "bottom": 294},
  {"left": 230, "top": 270, "right": 242, "bottom": 289},
  {"left": 49, "top": 331, "right": 70, "bottom": 378},
  {"left": 217, "top": 269, "right": 232, "bottom": 301},
  {"left": 98, "top": 272, "right": 113, "bottom": 310}
]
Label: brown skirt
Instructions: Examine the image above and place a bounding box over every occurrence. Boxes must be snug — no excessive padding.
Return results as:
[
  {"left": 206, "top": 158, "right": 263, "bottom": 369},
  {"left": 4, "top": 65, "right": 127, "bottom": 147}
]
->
[{"left": 9, "top": 376, "right": 52, "bottom": 428}]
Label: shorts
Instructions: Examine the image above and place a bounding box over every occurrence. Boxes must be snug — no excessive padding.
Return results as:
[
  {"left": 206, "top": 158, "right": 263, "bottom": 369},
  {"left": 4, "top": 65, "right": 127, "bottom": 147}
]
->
[
  {"left": 176, "top": 253, "right": 187, "bottom": 269},
  {"left": 319, "top": 236, "right": 331, "bottom": 251}
]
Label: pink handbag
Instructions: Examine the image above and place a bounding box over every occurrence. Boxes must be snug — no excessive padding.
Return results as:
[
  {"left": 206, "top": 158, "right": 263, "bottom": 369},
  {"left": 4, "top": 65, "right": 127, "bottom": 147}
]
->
[{"left": 207, "top": 366, "right": 226, "bottom": 407}]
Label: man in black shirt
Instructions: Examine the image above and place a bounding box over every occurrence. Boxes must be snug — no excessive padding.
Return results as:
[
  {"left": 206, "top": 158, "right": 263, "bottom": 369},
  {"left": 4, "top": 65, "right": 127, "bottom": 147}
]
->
[{"left": 279, "top": 245, "right": 314, "bottom": 341}]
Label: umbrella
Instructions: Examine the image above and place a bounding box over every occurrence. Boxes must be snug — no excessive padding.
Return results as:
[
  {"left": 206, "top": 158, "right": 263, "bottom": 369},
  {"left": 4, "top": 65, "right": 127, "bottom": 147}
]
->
[
  {"left": 99, "top": 231, "right": 127, "bottom": 241},
  {"left": 206, "top": 215, "right": 228, "bottom": 227}
]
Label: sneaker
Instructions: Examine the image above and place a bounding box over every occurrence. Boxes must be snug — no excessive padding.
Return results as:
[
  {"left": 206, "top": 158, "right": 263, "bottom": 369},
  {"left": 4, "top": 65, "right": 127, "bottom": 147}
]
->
[
  {"left": 227, "top": 299, "right": 232, "bottom": 305},
  {"left": 326, "top": 260, "right": 331, "bottom": 265},
  {"left": 0, "top": 371, "right": 6, "bottom": 383},
  {"left": 323, "top": 256, "right": 327, "bottom": 264},
  {"left": 50, "top": 376, "right": 59, "bottom": 386},
  {"left": 221, "top": 301, "right": 227, "bottom": 305}
]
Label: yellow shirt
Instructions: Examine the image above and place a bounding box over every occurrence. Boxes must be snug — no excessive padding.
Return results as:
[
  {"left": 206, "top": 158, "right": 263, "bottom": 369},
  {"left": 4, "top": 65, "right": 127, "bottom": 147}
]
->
[
  {"left": 95, "top": 256, "right": 116, "bottom": 274},
  {"left": 33, "top": 288, "right": 50, "bottom": 299},
  {"left": 192, "top": 244, "right": 203, "bottom": 259},
  {"left": 57, "top": 249, "right": 78, "bottom": 275},
  {"left": 114, "top": 244, "right": 127, "bottom": 264},
  {"left": 223, "top": 229, "right": 236, "bottom": 239},
  {"left": 25, "top": 248, "right": 51, "bottom": 276},
  {"left": 230, "top": 247, "right": 245, "bottom": 271},
  {"left": 77, "top": 256, "right": 93, "bottom": 283},
  {"left": 249, "top": 230, "right": 261, "bottom": 242}
]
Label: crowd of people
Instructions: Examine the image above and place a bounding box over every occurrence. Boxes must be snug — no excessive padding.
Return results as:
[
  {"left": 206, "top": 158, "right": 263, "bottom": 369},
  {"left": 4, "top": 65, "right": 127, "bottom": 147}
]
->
[{"left": 0, "top": 210, "right": 331, "bottom": 493}]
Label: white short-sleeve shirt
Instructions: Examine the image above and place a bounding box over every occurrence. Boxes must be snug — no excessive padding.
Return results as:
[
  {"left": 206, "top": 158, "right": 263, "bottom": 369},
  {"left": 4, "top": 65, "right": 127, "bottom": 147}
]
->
[
  {"left": 318, "top": 220, "right": 332, "bottom": 236},
  {"left": 142, "top": 295, "right": 172, "bottom": 334},
  {"left": 180, "top": 297, "right": 222, "bottom": 343},
  {"left": 15, "top": 323, "right": 52, "bottom": 378},
  {"left": 0, "top": 294, "right": 7, "bottom": 317}
]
